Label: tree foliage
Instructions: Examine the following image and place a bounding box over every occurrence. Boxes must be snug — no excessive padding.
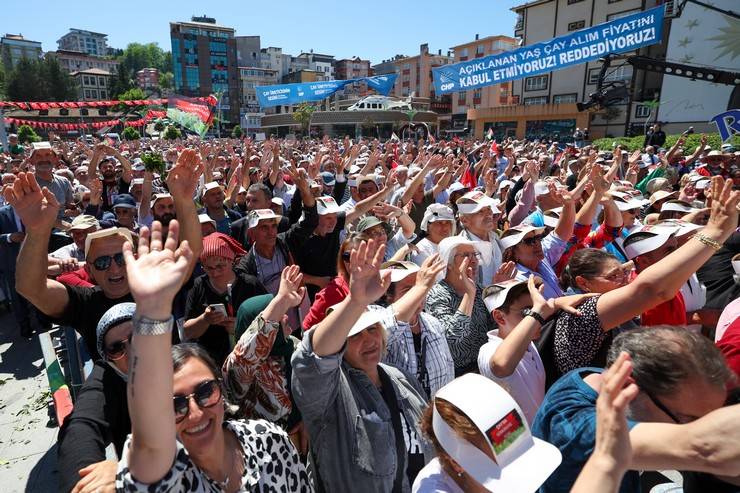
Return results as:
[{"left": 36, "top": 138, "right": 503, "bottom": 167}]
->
[
  {"left": 118, "top": 43, "right": 171, "bottom": 75},
  {"left": 17, "top": 125, "right": 40, "bottom": 143},
  {"left": 231, "top": 125, "right": 243, "bottom": 138},
  {"left": 109, "top": 65, "right": 134, "bottom": 100},
  {"left": 153, "top": 119, "right": 166, "bottom": 132},
  {"left": 122, "top": 126, "right": 141, "bottom": 141},
  {"left": 117, "top": 88, "right": 147, "bottom": 101},
  {"left": 163, "top": 125, "right": 181, "bottom": 140},
  {"left": 6, "top": 57, "right": 77, "bottom": 101},
  {"left": 158, "top": 72, "right": 174, "bottom": 90},
  {"left": 292, "top": 103, "right": 316, "bottom": 133},
  {"left": 592, "top": 133, "right": 740, "bottom": 151}
]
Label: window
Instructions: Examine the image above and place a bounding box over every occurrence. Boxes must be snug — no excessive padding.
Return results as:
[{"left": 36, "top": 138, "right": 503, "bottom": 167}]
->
[
  {"left": 82, "top": 76, "right": 90, "bottom": 85},
  {"left": 568, "top": 20, "right": 586, "bottom": 31},
  {"left": 100, "top": 90, "right": 106, "bottom": 99},
  {"left": 607, "top": 9, "right": 640, "bottom": 21},
  {"left": 524, "top": 96, "right": 549, "bottom": 105},
  {"left": 98, "top": 77, "right": 106, "bottom": 86},
  {"left": 568, "top": 0, "right": 585, "bottom": 3},
  {"left": 459, "top": 48, "right": 468, "bottom": 59},
  {"left": 84, "top": 89, "right": 91, "bottom": 99},
  {"left": 587, "top": 68, "right": 601, "bottom": 85},
  {"left": 524, "top": 75, "right": 548, "bottom": 91},
  {"left": 476, "top": 44, "right": 485, "bottom": 55},
  {"left": 608, "top": 0, "right": 623, "bottom": 3},
  {"left": 473, "top": 89, "right": 482, "bottom": 101},
  {"left": 635, "top": 105, "right": 651, "bottom": 118},
  {"left": 604, "top": 65, "right": 632, "bottom": 82},
  {"left": 458, "top": 92, "right": 467, "bottom": 104},
  {"left": 553, "top": 93, "right": 578, "bottom": 104}
]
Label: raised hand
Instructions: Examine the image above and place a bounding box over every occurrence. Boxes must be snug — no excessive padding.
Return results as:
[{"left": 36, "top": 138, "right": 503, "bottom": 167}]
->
[
  {"left": 3, "top": 172, "right": 60, "bottom": 232},
  {"left": 166, "top": 149, "right": 203, "bottom": 199},
  {"left": 276, "top": 264, "right": 306, "bottom": 308},
  {"left": 528, "top": 274, "right": 594, "bottom": 319},
  {"left": 705, "top": 176, "right": 740, "bottom": 238},
  {"left": 123, "top": 220, "right": 194, "bottom": 318},
  {"left": 416, "top": 253, "right": 446, "bottom": 290},
  {"left": 493, "top": 261, "right": 517, "bottom": 283},
  {"left": 348, "top": 239, "right": 391, "bottom": 305},
  {"left": 458, "top": 257, "right": 477, "bottom": 296}
]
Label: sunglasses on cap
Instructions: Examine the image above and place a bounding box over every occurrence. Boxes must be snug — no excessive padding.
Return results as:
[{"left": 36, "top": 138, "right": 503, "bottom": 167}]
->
[
  {"left": 173, "top": 379, "right": 222, "bottom": 423},
  {"left": 106, "top": 333, "right": 132, "bottom": 360},
  {"left": 92, "top": 252, "right": 125, "bottom": 271},
  {"left": 522, "top": 234, "right": 546, "bottom": 246}
]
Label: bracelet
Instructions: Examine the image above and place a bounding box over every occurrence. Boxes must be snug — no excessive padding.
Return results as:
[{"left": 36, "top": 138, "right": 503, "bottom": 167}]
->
[
  {"left": 522, "top": 308, "right": 547, "bottom": 326},
  {"left": 133, "top": 314, "right": 174, "bottom": 336},
  {"left": 692, "top": 232, "right": 722, "bottom": 251}
]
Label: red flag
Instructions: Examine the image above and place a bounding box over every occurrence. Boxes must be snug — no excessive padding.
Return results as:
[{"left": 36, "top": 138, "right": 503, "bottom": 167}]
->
[
  {"left": 460, "top": 164, "right": 477, "bottom": 189},
  {"left": 490, "top": 140, "right": 499, "bottom": 155}
]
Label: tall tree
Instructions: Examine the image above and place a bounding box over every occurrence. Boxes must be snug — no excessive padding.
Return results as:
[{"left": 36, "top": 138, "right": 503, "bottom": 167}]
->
[
  {"left": 5, "top": 57, "right": 74, "bottom": 101},
  {"left": 44, "top": 56, "right": 77, "bottom": 100},
  {"left": 109, "top": 65, "right": 134, "bottom": 100}
]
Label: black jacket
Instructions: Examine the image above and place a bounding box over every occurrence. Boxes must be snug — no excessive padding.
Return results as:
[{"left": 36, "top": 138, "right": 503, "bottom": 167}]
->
[{"left": 57, "top": 361, "right": 129, "bottom": 493}]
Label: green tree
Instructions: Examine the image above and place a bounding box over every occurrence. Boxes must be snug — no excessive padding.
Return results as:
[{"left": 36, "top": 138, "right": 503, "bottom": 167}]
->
[
  {"left": 44, "top": 56, "right": 77, "bottom": 100},
  {"left": 6, "top": 57, "right": 76, "bottom": 101},
  {"left": 117, "top": 43, "right": 171, "bottom": 75},
  {"left": 117, "top": 88, "right": 147, "bottom": 101},
  {"left": 0, "top": 60, "right": 6, "bottom": 99},
  {"left": 153, "top": 119, "right": 166, "bottom": 132},
  {"left": 231, "top": 125, "right": 243, "bottom": 138},
  {"left": 109, "top": 65, "right": 134, "bottom": 100},
  {"left": 122, "top": 126, "right": 141, "bottom": 141},
  {"left": 292, "top": 103, "right": 316, "bottom": 135},
  {"left": 17, "top": 125, "right": 40, "bottom": 143},
  {"left": 163, "top": 125, "right": 181, "bottom": 140},
  {"left": 158, "top": 72, "right": 174, "bottom": 90}
]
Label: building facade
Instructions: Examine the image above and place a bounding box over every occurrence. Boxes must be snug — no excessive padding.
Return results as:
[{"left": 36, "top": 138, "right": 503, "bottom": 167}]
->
[
  {"left": 170, "top": 16, "right": 240, "bottom": 124},
  {"left": 467, "top": 0, "right": 662, "bottom": 140},
  {"left": 136, "top": 68, "right": 159, "bottom": 90},
  {"left": 239, "top": 65, "right": 278, "bottom": 130},
  {"left": 71, "top": 68, "right": 112, "bottom": 101},
  {"left": 0, "top": 34, "right": 42, "bottom": 70},
  {"left": 449, "top": 35, "right": 519, "bottom": 136},
  {"left": 236, "top": 35, "right": 261, "bottom": 67},
  {"left": 57, "top": 29, "right": 109, "bottom": 56},
  {"left": 49, "top": 50, "right": 119, "bottom": 75}
]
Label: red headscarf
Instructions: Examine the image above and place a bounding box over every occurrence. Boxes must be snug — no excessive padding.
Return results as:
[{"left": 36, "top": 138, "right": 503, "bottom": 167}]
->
[{"left": 200, "top": 232, "right": 246, "bottom": 263}]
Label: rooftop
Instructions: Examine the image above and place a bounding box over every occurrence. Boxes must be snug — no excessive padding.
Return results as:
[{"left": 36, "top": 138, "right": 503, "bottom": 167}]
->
[
  {"left": 70, "top": 68, "right": 112, "bottom": 76},
  {"left": 510, "top": 0, "right": 552, "bottom": 12},
  {"left": 171, "top": 20, "right": 235, "bottom": 31},
  {"left": 449, "top": 34, "right": 519, "bottom": 50},
  {"left": 63, "top": 28, "right": 108, "bottom": 38}
]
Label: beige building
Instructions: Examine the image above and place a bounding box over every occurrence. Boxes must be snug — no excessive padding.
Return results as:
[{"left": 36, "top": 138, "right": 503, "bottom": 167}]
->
[
  {"left": 468, "top": 0, "right": 662, "bottom": 140},
  {"left": 71, "top": 68, "right": 112, "bottom": 101},
  {"left": 449, "top": 35, "right": 519, "bottom": 135},
  {"left": 388, "top": 44, "right": 452, "bottom": 100}
]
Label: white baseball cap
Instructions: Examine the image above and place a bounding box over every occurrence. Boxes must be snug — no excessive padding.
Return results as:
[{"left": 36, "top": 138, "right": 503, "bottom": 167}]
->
[
  {"left": 380, "top": 260, "right": 420, "bottom": 283},
  {"left": 500, "top": 225, "right": 546, "bottom": 251},
  {"left": 421, "top": 204, "right": 455, "bottom": 232},
  {"left": 324, "top": 308, "right": 386, "bottom": 338},
  {"left": 316, "top": 196, "right": 341, "bottom": 215},
  {"left": 438, "top": 236, "right": 491, "bottom": 266},
  {"left": 198, "top": 213, "right": 217, "bottom": 228},
  {"left": 623, "top": 224, "right": 680, "bottom": 259},
  {"left": 433, "top": 374, "right": 562, "bottom": 493},
  {"left": 456, "top": 191, "right": 501, "bottom": 215},
  {"left": 660, "top": 200, "right": 697, "bottom": 214},
  {"left": 247, "top": 209, "right": 281, "bottom": 229},
  {"left": 533, "top": 181, "right": 550, "bottom": 197},
  {"left": 482, "top": 279, "right": 528, "bottom": 313},
  {"left": 610, "top": 191, "right": 648, "bottom": 212},
  {"left": 201, "top": 181, "right": 222, "bottom": 198},
  {"left": 542, "top": 207, "right": 562, "bottom": 228}
]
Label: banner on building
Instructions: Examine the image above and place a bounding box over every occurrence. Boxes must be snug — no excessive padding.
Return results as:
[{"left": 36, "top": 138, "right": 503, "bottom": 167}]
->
[
  {"left": 166, "top": 95, "right": 217, "bottom": 137},
  {"left": 256, "top": 74, "right": 398, "bottom": 108},
  {"left": 711, "top": 109, "right": 740, "bottom": 142},
  {"left": 432, "top": 5, "right": 664, "bottom": 95}
]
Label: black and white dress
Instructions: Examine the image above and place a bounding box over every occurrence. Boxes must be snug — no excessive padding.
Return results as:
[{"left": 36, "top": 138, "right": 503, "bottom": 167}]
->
[{"left": 116, "top": 419, "right": 312, "bottom": 492}]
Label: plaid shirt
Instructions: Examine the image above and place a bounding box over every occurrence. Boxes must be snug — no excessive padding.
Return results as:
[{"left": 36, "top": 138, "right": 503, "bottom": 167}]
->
[{"left": 369, "top": 305, "right": 455, "bottom": 397}]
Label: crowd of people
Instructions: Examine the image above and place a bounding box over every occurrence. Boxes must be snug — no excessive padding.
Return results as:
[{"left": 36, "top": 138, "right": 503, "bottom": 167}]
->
[{"left": 0, "top": 128, "right": 739, "bottom": 492}]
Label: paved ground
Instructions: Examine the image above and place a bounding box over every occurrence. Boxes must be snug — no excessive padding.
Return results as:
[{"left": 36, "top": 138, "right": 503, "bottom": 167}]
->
[{"left": 0, "top": 309, "right": 58, "bottom": 492}]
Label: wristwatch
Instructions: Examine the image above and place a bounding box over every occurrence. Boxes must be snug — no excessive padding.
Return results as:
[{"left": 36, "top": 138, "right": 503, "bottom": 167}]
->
[
  {"left": 522, "top": 308, "right": 546, "bottom": 326},
  {"left": 133, "top": 314, "right": 174, "bottom": 336}
]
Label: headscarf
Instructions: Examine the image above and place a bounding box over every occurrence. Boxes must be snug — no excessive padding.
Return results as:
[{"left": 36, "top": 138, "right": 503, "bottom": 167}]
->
[
  {"left": 96, "top": 302, "right": 137, "bottom": 381},
  {"left": 200, "top": 232, "right": 247, "bottom": 263}
]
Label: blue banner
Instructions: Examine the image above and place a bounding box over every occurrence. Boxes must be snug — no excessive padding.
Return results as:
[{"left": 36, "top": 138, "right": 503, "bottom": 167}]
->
[
  {"left": 433, "top": 6, "right": 664, "bottom": 94},
  {"left": 256, "top": 74, "right": 398, "bottom": 108},
  {"left": 711, "top": 109, "right": 740, "bottom": 142}
]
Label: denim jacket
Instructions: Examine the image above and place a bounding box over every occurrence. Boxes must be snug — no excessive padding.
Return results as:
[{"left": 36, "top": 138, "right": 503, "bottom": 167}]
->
[{"left": 291, "top": 332, "right": 434, "bottom": 493}]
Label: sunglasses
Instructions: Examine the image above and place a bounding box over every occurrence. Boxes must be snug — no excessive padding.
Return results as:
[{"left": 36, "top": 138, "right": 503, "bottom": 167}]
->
[
  {"left": 454, "top": 251, "right": 482, "bottom": 261},
  {"left": 92, "top": 252, "right": 125, "bottom": 271},
  {"left": 341, "top": 251, "right": 351, "bottom": 261},
  {"left": 106, "top": 333, "right": 132, "bottom": 360},
  {"left": 644, "top": 390, "right": 680, "bottom": 424},
  {"left": 173, "top": 379, "right": 222, "bottom": 424},
  {"left": 522, "top": 234, "right": 546, "bottom": 246}
]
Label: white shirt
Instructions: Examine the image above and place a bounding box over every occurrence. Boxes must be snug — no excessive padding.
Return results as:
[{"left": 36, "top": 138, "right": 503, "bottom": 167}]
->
[
  {"left": 410, "top": 237, "right": 439, "bottom": 266},
  {"left": 478, "top": 329, "right": 545, "bottom": 425},
  {"left": 412, "top": 458, "right": 464, "bottom": 493}
]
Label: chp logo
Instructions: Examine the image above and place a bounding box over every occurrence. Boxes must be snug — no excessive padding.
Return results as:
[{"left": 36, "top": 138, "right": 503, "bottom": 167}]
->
[{"left": 440, "top": 82, "right": 456, "bottom": 92}]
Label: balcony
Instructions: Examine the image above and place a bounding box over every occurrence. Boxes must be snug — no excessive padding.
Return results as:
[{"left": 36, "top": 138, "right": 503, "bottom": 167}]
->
[{"left": 514, "top": 14, "right": 524, "bottom": 37}]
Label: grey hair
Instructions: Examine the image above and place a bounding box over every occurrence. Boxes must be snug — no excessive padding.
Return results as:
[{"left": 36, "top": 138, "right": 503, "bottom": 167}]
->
[{"left": 607, "top": 326, "right": 734, "bottom": 397}]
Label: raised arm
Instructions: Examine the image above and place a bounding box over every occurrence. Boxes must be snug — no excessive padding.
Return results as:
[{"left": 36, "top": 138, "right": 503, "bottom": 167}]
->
[
  {"left": 311, "top": 239, "right": 391, "bottom": 357},
  {"left": 596, "top": 177, "right": 739, "bottom": 330},
  {"left": 138, "top": 171, "right": 153, "bottom": 221},
  {"left": 165, "top": 149, "right": 205, "bottom": 273},
  {"left": 390, "top": 254, "right": 445, "bottom": 322},
  {"left": 123, "top": 220, "right": 194, "bottom": 484},
  {"left": 344, "top": 182, "right": 393, "bottom": 224},
  {"left": 400, "top": 155, "right": 440, "bottom": 205},
  {"left": 5, "top": 173, "right": 69, "bottom": 317}
]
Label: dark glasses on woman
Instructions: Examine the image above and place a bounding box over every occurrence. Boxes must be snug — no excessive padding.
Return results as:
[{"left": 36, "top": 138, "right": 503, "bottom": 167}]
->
[
  {"left": 105, "top": 334, "right": 132, "bottom": 360},
  {"left": 92, "top": 252, "right": 125, "bottom": 271},
  {"left": 522, "top": 234, "right": 546, "bottom": 246},
  {"left": 173, "top": 379, "right": 222, "bottom": 423}
]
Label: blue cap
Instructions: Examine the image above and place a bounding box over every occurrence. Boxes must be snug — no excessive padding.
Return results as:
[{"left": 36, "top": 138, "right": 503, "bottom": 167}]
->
[
  {"left": 320, "top": 171, "right": 336, "bottom": 187},
  {"left": 96, "top": 302, "right": 136, "bottom": 360},
  {"left": 112, "top": 194, "right": 137, "bottom": 209}
]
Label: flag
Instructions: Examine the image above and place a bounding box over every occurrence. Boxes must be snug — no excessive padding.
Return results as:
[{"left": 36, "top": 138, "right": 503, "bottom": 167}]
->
[
  {"left": 490, "top": 140, "right": 499, "bottom": 155},
  {"left": 390, "top": 132, "right": 400, "bottom": 142},
  {"left": 486, "top": 128, "right": 494, "bottom": 141},
  {"left": 553, "top": 149, "right": 565, "bottom": 166},
  {"left": 460, "top": 164, "right": 477, "bottom": 189},
  {"left": 166, "top": 95, "right": 217, "bottom": 137}
]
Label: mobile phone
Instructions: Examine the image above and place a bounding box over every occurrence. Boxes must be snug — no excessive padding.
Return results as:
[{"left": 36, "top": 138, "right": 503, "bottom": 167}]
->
[
  {"left": 682, "top": 127, "right": 694, "bottom": 136},
  {"left": 208, "top": 303, "right": 228, "bottom": 316}
]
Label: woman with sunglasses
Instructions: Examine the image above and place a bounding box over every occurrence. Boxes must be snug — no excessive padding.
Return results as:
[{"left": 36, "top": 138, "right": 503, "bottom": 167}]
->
[
  {"left": 58, "top": 303, "right": 136, "bottom": 493},
  {"left": 301, "top": 233, "right": 367, "bottom": 331},
  {"left": 184, "top": 233, "right": 266, "bottom": 366},
  {"left": 117, "top": 219, "right": 311, "bottom": 492}
]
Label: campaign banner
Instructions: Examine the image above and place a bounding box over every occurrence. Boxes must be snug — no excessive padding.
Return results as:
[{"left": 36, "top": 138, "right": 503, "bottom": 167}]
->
[
  {"left": 167, "top": 95, "right": 217, "bottom": 137},
  {"left": 433, "top": 5, "right": 664, "bottom": 94},
  {"left": 256, "top": 74, "right": 398, "bottom": 108},
  {"left": 711, "top": 109, "right": 740, "bottom": 142}
]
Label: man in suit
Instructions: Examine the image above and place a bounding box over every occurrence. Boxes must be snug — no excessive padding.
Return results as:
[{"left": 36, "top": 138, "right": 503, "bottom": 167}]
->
[{"left": 0, "top": 204, "right": 35, "bottom": 337}]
